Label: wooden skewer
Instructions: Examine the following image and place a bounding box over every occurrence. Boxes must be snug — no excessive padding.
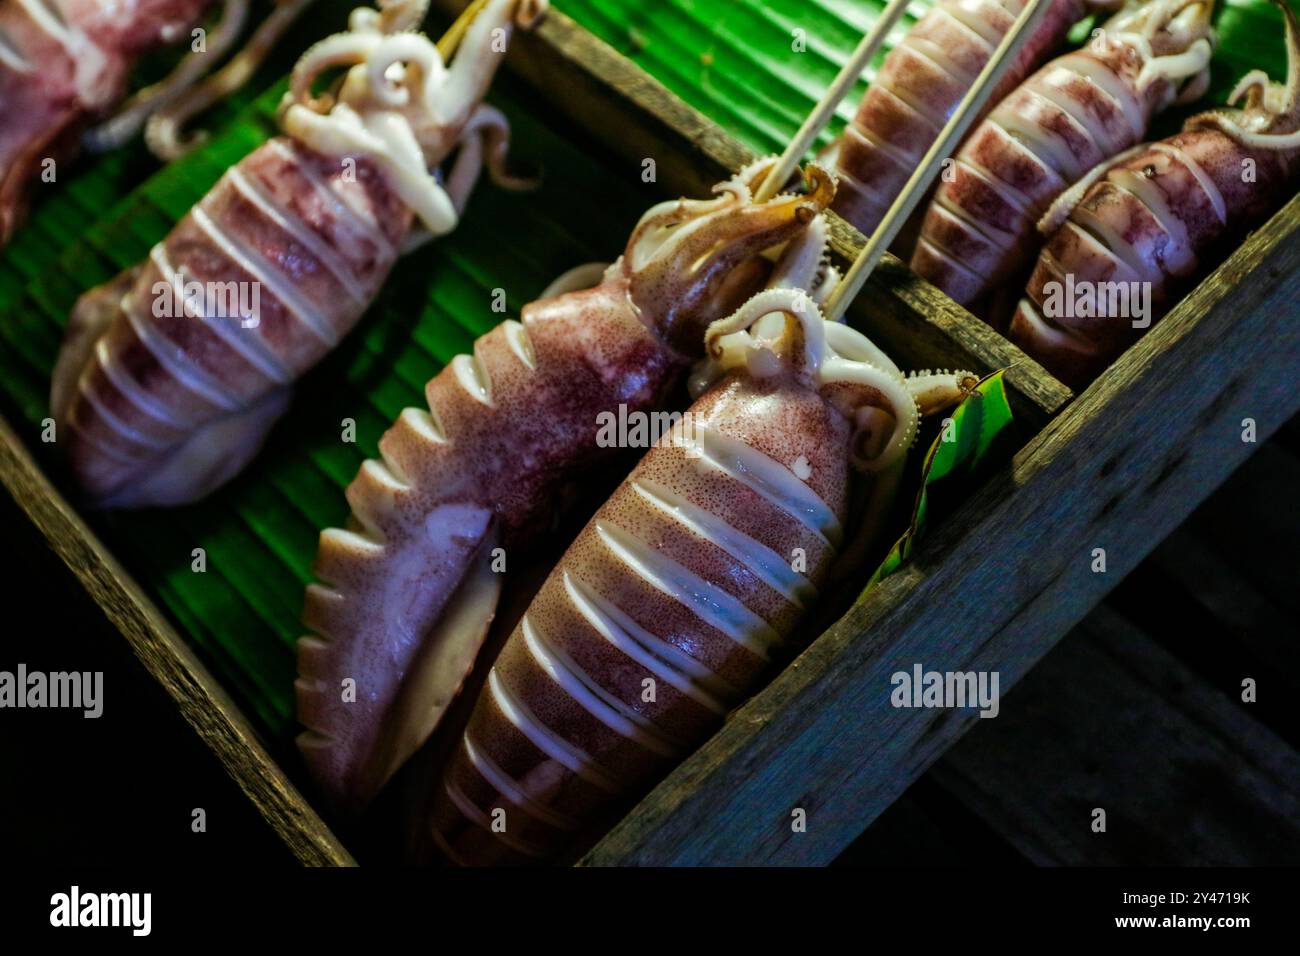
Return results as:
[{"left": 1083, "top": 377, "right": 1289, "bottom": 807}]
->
[
  {"left": 438, "top": 0, "right": 492, "bottom": 59},
  {"left": 823, "top": 0, "right": 1055, "bottom": 323},
  {"left": 753, "top": 0, "right": 913, "bottom": 204}
]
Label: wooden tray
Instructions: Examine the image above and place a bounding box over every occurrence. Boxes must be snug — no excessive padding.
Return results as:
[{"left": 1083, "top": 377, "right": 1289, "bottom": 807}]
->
[{"left": 1, "top": 1, "right": 1297, "bottom": 866}]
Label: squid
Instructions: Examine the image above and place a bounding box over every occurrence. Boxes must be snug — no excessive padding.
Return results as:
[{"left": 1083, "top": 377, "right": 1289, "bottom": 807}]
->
[
  {"left": 1010, "top": 0, "right": 1300, "bottom": 388},
  {"left": 824, "top": 0, "right": 1105, "bottom": 238},
  {"left": 49, "top": 0, "right": 545, "bottom": 508},
  {"left": 0, "top": 0, "right": 213, "bottom": 244},
  {"left": 911, "top": 0, "right": 1215, "bottom": 312},
  {"left": 296, "top": 160, "right": 837, "bottom": 816},
  {"left": 423, "top": 246, "right": 974, "bottom": 866}
]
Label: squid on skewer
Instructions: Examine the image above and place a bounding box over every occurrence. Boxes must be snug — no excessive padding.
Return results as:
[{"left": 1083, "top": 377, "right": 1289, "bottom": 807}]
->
[
  {"left": 824, "top": 0, "right": 1105, "bottom": 237},
  {"left": 1010, "top": 0, "right": 1300, "bottom": 387},
  {"left": 911, "top": 0, "right": 1215, "bottom": 312},
  {"left": 297, "top": 160, "right": 837, "bottom": 815},
  {"left": 426, "top": 256, "right": 973, "bottom": 865},
  {"left": 49, "top": 0, "right": 545, "bottom": 507}
]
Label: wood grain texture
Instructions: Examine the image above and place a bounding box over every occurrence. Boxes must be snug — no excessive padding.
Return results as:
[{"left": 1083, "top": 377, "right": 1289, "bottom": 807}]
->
[
  {"left": 435, "top": 0, "right": 1075, "bottom": 425},
  {"left": 0, "top": 416, "right": 354, "bottom": 867},
  {"left": 582, "top": 192, "right": 1300, "bottom": 866},
  {"left": 931, "top": 605, "right": 1300, "bottom": 865}
]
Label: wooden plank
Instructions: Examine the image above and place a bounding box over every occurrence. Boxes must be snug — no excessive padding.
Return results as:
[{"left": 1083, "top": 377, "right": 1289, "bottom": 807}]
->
[
  {"left": 929, "top": 605, "right": 1300, "bottom": 865},
  {"left": 434, "top": 0, "right": 1074, "bottom": 426},
  {"left": 0, "top": 415, "right": 354, "bottom": 867},
  {"left": 582, "top": 191, "right": 1300, "bottom": 866}
]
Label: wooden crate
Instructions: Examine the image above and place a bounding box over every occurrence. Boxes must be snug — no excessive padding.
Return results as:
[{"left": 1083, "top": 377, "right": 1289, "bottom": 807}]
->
[{"left": 1, "top": 2, "right": 1297, "bottom": 866}]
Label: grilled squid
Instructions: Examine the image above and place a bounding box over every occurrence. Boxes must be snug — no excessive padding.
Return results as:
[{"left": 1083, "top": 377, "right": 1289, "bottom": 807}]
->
[
  {"left": 49, "top": 0, "right": 545, "bottom": 508},
  {"left": 1010, "top": 0, "right": 1300, "bottom": 387},
  {"left": 911, "top": 0, "right": 1215, "bottom": 312},
  {"left": 0, "top": 0, "right": 212, "bottom": 245},
  {"left": 824, "top": 0, "right": 1102, "bottom": 238},
  {"left": 425, "top": 273, "right": 973, "bottom": 866},
  {"left": 296, "top": 159, "right": 837, "bottom": 815}
]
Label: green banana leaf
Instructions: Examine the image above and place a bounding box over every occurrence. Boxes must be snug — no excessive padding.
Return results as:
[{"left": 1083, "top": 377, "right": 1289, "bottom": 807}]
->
[
  {"left": 865, "top": 370, "right": 1017, "bottom": 592},
  {"left": 0, "top": 0, "right": 1292, "bottom": 751}
]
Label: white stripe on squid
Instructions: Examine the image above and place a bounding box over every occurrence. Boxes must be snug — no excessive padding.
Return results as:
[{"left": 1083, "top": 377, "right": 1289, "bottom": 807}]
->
[
  {"left": 147, "top": 243, "right": 294, "bottom": 386},
  {"left": 265, "top": 139, "right": 395, "bottom": 262},
  {"left": 0, "top": 25, "right": 32, "bottom": 71},
  {"left": 122, "top": 267, "right": 243, "bottom": 412},
  {"left": 189, "top": 205, "right": 338, "bottom": 348},
  {"left": 1107, "top": 168, "right": 1198, "bottom": 276},
  {"left": 486, "top": 669, "right": 625, "bottom": 794},
  {"left": 521, "top": 616, "right": 683, "bottom": 757},
  {"left": 632, "top": 478, "right": 816, "bottom": 608},
  {"left": 452, "top": 353, "right": 493, "bottom": 405},
  {"left": 14, "top": 0, "right": 76, "bottom": 56},
  {"left": 564, "top": 572, "right": 735, "bottom": 713},
  {"left": 691, "top": 424, "right": 841, "bottom": 546},
  {"left": 1151, "top": 141, "right": 1227, "bottom": 225},
  {"left": 842, "top": 118, "right": 915, "bottom": 174},
  {"left": 227, "top": 167, "right": 369, "bottom": 306},
  {"left": 991, "top": 101, "right": 1081, "bottom": 182},
  {"left": 95, "top": 335, "right": 193, "bottom": 430},
  {"left": 440, "top": 775, "right": 547, "bottom": 858},
  {"left": 908, "top": 37, "right": 978, "bottom": 87},
  {"left": 1061, "top": 52, "right": 1146, "bottom": 144},
  {"left": 462, "top": 734, "right": 581, "bottom": 832},
  {"left": 944, "top": 0, "right": 1011, "bottom": 46},
  {"left": 1022, "top": 84, "right": 1111, "bottom": 168},
  {"left": 934, "top": 5, "right": 997, "bottom": 56},
  {"left": 595, "top": 522, "right": 782, "bottom": 660},
  {"left": 76, "top": 373, "right": 173, "bottom": 451}
]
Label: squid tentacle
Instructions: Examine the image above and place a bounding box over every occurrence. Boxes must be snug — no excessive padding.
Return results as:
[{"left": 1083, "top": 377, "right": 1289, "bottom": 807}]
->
[{"left": 84, "top": 0, "right": 251, "bottom": 154}]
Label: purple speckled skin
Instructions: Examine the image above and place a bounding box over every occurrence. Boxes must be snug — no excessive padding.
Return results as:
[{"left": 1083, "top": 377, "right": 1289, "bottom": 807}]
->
[
  {"left": 297, "top": 170, "right": 836, "bottom": 815},
  {"left": 426, "top": 355, "right": 866, "bottom": 865}
]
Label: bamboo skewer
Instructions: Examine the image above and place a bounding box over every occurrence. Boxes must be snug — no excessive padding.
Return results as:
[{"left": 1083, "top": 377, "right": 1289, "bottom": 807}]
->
[
  {"left": 822, "top": 0, "right": 1055, "bottom": 323},
  {"left": 753, "top": 0, "right": 913, "bottom": 203},
  {"left": 438, "top": 0, "right": 492, "bottom": 58}
]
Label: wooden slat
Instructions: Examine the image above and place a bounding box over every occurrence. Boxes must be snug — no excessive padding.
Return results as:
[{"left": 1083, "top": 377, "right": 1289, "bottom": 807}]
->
[
  {"left": 929, "top": 604, "right": 1300, "bottom": 865},
  {"left": 0, "top": 416, "right": 354, "bottom": 867},
  {"left": 582, "top": 192, "right": 1300, "bottom": 866},
  {"left": 435, "top": 0, "right": 1074, "bottom": 426}
]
